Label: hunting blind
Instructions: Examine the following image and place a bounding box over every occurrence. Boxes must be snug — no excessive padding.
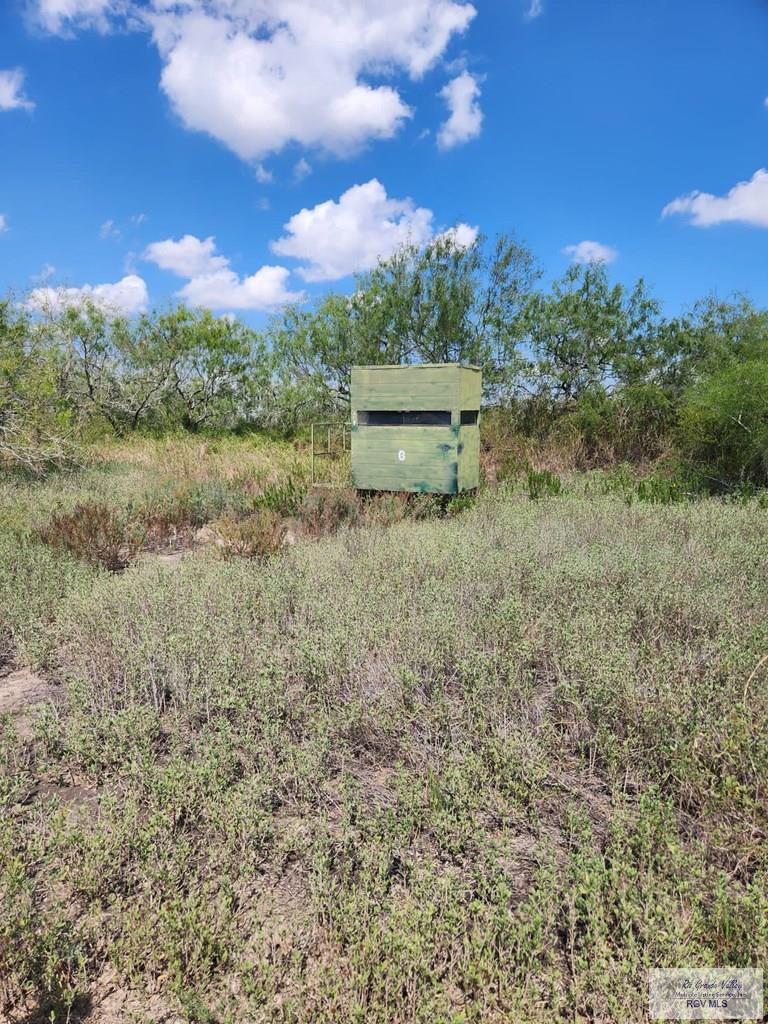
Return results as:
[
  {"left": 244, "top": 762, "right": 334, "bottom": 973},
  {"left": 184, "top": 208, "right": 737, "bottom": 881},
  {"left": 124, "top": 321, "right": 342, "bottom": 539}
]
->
[{"left": 350, "top": 363, "right": 481, "bottom": 494}]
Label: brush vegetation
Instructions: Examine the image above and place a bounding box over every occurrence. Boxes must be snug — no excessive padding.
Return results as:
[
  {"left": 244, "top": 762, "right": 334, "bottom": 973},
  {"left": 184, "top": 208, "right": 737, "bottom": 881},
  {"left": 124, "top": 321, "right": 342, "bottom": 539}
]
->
[
  {"left": 0, "top": 435, "right": 766, "bottom": 1022},
  {"left": 4, "top": 235, "right": 768, "bottom": 491}
]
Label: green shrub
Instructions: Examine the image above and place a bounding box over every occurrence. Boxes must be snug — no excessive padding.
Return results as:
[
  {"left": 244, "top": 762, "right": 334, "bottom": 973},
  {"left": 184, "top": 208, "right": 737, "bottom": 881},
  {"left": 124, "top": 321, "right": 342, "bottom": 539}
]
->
[
  {"left": 251, "top": 476, "right": 306, "bottom": 517},
  {"left": 445, "top": 492, "right": 475, "bottom": 515},
  {"left": 526, "top": 468, "right": 563, "bottom": 500},
  {"left": 635, "top": 474, "right": 688, "bottom": 504},
  {"left": 678, "top": 357, "right": 768, "bottom": 489}
]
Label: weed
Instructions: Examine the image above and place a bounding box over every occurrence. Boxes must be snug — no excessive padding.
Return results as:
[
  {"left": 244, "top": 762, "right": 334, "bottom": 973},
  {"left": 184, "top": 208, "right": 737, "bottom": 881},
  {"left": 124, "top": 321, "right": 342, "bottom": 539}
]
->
[
  {"left": 37, "top": 502, "right": 143, "bottom": 571},
  {"left": 299, "top": 487, "right": 361, "bottom": 537},
  {"left": 0, "top": 532, "right": 98, "bottom": 667},
  {"left": 445, "top": 492, "right": 475, "bottom": 516},
  {"left": 214, "top": 510, "right": 285, "bottom": 559},
  {"left": 526, "top": 468, "right": 563, "bottom": 500},
  {"left": 634, "top": 474, "right": 688, "bottom": 504},
  {"left": 251, "top": 476, "right": 306, "bottom": 517}
]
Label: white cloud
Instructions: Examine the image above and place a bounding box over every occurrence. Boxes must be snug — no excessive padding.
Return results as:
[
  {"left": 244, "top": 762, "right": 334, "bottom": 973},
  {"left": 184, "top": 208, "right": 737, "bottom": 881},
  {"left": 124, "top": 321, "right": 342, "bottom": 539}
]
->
[
  {"left": 145, "top": 183, "right": 480, "bottom": 300},
  {"left": 255, "top": 163, "right": 273, "bottom": 184},
  {"left": 293, "top": 158, "right": 312, "bottom": 183},
  {"left": 662, "top": 168, "right": 768, "bottom": 228},
  {"left": 131, "top": 212, "right": 147, "bottom": 226},
  {"left": 272, "top": 178, "right": 435, "bottom": 281},
  {"left": 100, "top": 218, "right": 121, "bottom": 240},
  {"left": 272, "top": 179, "right": 479, "bottom": 281},
  {"left": 0, "top": 215, "right": 7, "bottom": 234},
  {"left": 33, "top": 0, "right": 475, "bottom": 162},
  {"left": 144, "top": 234, "right": 303, "bottom": 310},
  {"left": 563, "top": 240, "right": 618, "bottom": 265},
  {"left": 31, "top": 0, "right": 120, "bottom": 34},
  {"left": 0, "top": 69, "right": 34, "bottom": 112},
  {"left": 32, "top": 263, "right": 57, "bottom": 282},
  {"left": 436, "top": 223, "right": 479, "bottom": 249},
  {"left": 144, "top": 234, "right": 228, "bottom": 277},
  {"left": 27, "top": 274, "right": 149, "bottom": 315},
  {"left": 525, "top": 0, "right": 543, "bottom": 20},
  {"left": 178, "top": 265, "right": 304, "bottom": 311},
  {"left": 437, "top": 70, "right": 483, "bottom": 150}
]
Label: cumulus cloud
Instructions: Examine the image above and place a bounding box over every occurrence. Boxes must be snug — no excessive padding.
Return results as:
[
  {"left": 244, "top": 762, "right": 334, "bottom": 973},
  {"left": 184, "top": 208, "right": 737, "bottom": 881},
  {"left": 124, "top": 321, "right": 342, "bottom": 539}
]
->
[
  {"left": 525, "top": 0, "right": 543, "bottom": 20},
  {"left": 0, "top": 215, "right": 7, "bottom": 234},
  {"left": 563, "top": 240, "right": 618, "bottom": 265},
  {"left": 272, "top": 179, "right": 479, "bottom": 281},
  {"left": 662, "top": 168, "right": 768, "bottom": 228},
  {"left": 272, "top": 178, "right": 435, "bottom": 281},
  {"left": 0, "top": 69, "right": 34, "bottom": 112},
  {"left": 144, "top": 183, "right": 479, "bottom": 301},
  {"left": 437, "top": 70, "right": 483, "bottom": 150},
  {"left": 144, "top": 234, "right": 303, "bottom": 310},
  {"left": 144, "top": 234, "right": 228, "bottom": 278},
  {"left": 178, "top": 265, "right": 304, "bottom": 311},
  {"left": 27, "top": 274, "right": 149, "bottom": 315},
  {"left": 31, "top": 0, "right": 475, "bottom": 161}
]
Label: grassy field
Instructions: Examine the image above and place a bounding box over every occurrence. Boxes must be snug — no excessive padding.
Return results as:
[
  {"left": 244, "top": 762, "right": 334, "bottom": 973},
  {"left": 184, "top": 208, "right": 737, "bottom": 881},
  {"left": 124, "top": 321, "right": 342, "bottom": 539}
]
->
[{"left": 1, "top": 437, "right": 766, "bottom": 1023}]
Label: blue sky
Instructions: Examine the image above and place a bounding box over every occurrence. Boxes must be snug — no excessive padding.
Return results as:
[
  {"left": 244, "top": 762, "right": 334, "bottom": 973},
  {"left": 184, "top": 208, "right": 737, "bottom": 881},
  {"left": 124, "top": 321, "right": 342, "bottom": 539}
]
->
[{"left": 1, "top": 0, "right": 767, "bottom": 323}]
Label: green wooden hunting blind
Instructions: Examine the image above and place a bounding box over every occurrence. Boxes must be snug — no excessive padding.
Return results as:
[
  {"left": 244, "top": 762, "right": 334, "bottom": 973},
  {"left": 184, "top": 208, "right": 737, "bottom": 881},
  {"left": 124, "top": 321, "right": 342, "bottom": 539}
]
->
[{"left": 350, "top": 363, "right": 481, "bottom": 494}]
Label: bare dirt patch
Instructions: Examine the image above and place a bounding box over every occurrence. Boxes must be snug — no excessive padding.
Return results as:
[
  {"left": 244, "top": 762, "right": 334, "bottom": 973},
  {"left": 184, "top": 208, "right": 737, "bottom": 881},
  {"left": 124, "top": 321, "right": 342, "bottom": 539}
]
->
[
  {"left": 0, "top": 666, "right": 60, "bottom": 739},
  {"left": 138, "top": 549, "right": 187, "bottom": 568}
]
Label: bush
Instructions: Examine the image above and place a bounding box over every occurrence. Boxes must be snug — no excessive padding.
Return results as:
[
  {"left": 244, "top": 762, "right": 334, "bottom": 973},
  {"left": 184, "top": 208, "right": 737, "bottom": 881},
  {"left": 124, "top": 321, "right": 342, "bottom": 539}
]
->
[
  {"left": 445, "top": 493, "right": 475, "bottom": 515},
  {"left": 678, "top": 357, "right": 768, "bottom": 489},
  {"left": 214, "top": 510, "right": 285, "bottom": 559},
  {"left": 526, "top": 469, "right": 563, "bottom": 500},
  {"left": 299, "top": 488, "right": 361, "bottom": 537},
  {"left": 251, "top": 476, "right": 306, "bottom": 517},
  {"left": 37, "top": 502, "right": 143, "bottom": 571},
  {"left": 634, "top": 474, "right": 688, "bottom": 504}
]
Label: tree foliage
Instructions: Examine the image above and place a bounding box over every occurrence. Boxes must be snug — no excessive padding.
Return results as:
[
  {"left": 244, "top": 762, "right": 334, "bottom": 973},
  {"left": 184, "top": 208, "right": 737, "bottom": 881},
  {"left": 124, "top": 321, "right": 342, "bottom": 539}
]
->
[
  {"left": 0, "top": 300, "right": 79, "bottom": 473},
  {"left": 4, "top": 238, "right": 768, "bottom": 490},
  {"left": 523, "top": 262, "right": 662, "bottom": 403},
  {"left": 39, "top": 302, "right": 268, "bottom": 435},
  {"left": 270, "top": 232, "right": 539, "bottom": 415}
]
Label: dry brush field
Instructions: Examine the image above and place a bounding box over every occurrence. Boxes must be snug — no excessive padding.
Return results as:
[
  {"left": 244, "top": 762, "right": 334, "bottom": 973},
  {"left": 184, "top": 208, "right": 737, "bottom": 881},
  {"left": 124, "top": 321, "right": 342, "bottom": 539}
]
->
[{"left": 1, "top": 437, "right": 766, "bottom": 1023}]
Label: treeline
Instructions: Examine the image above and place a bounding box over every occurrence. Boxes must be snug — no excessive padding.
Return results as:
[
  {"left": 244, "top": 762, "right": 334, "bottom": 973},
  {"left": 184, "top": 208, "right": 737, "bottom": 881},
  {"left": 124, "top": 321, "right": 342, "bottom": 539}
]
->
[{"left": 2, "top": 232, "right": 767, "bottom": 488}]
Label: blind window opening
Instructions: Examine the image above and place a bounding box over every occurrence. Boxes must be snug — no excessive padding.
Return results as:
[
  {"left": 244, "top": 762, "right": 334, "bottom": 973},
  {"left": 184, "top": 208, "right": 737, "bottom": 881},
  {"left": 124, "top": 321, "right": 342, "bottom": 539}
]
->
[{"left": 358, "top": 410, "right": 452, "bottom": 427}]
